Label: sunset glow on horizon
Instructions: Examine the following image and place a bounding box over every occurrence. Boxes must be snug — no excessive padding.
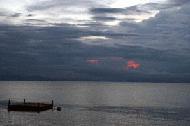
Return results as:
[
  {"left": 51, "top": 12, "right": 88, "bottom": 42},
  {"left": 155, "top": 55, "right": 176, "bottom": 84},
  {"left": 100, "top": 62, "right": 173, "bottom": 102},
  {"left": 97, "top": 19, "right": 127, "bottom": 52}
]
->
[{"left": 126, "top": 60, "right": 141, "bottom": 70}]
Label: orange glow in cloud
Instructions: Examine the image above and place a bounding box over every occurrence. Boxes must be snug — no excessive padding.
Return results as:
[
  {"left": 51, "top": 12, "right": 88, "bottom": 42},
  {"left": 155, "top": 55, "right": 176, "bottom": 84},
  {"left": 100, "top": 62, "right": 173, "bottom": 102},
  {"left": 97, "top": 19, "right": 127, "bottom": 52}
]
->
[
  {"left": 126, "top": 60, "right": 140, "bottom": 70},
  {"left": 87, "top": 59, "right": 100, "bottom": 65}
]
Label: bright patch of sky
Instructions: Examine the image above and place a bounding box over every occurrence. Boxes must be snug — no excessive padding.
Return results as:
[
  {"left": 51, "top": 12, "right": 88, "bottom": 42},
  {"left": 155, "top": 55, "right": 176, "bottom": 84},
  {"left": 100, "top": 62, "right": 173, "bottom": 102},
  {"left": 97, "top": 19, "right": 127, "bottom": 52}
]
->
[
  {"left": 80, "top": 36, "right": 109, "bottom": 41},
  {"left": 79, "top": 36, "right": 110, "bottom": 45},
  {"left": 0, "top": 0, "right": 168, "bottom": 26}
]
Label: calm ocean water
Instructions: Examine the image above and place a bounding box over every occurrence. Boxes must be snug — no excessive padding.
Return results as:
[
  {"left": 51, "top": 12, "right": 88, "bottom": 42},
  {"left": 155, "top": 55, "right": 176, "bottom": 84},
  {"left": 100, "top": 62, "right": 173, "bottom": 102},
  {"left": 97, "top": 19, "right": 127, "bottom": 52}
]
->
[{"left": 0, "top": 81, "right": 190, "bottom": 126}]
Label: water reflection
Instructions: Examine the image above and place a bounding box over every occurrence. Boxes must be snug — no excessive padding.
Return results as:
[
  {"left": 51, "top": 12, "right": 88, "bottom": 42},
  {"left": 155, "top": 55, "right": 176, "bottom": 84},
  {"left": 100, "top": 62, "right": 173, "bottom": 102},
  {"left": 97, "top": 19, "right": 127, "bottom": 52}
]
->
[{"left": 0, "top": 81, "right": 190, "bottom": 126}]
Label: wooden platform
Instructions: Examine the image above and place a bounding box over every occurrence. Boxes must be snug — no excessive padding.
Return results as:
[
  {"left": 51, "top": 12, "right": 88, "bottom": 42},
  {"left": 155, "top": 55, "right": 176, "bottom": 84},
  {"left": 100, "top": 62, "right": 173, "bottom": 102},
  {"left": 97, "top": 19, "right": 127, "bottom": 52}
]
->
[{"left": 8, "top": 99, "right": 54, "bottom": 112}]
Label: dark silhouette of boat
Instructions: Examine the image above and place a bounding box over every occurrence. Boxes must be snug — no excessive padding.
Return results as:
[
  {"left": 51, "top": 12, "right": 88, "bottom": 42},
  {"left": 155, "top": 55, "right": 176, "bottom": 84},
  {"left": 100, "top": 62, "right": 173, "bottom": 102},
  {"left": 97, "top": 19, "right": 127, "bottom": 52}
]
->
[{"left": 8, "top": 99, "right": 54, "bottom": 113}]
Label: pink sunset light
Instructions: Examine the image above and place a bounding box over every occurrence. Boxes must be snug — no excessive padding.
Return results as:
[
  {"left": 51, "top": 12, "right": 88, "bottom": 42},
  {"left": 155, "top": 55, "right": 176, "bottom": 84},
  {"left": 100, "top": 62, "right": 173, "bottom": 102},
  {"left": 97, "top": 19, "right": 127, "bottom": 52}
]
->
[
  {"left": 126, "top": 60, "right": 141, "bottom": 70},
  {"left": 86, "top": 59, "right": 100, "bottom": 65}
]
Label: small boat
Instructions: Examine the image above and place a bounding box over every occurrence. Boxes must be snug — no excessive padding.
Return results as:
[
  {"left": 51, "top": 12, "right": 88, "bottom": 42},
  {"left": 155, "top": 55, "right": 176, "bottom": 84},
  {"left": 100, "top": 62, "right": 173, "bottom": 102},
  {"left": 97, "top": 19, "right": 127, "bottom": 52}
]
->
[
  {"left": 8, "top": 99, "right": 54, "bottom": 113},
  {"left": 56, "top": 106, "right": 62, "bottom": 111}
]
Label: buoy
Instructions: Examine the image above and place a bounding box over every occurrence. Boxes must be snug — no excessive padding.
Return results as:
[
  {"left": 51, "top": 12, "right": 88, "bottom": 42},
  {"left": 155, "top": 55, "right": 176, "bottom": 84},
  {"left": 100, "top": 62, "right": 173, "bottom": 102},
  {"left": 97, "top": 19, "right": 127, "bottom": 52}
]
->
[{"left": 57, "top": 107, "right": 62, "bottom": 111}]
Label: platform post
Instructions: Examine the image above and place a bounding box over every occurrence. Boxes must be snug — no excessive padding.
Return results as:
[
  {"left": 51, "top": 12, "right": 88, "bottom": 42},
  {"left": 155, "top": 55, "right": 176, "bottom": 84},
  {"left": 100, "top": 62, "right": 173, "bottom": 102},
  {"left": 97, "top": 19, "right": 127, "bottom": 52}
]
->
[
  {"left": 8, "top": 99, "right": 11, "bottom": 112},
  {"left": 51, "top": 100, "right": 54, "bottom": 108}
]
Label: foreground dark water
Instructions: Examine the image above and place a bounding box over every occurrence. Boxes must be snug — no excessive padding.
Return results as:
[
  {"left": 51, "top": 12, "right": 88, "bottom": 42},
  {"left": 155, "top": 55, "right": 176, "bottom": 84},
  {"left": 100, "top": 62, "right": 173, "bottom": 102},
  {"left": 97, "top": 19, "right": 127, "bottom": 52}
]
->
[{"left": 0, "top": 81, "right": 190, "bottom": 126}]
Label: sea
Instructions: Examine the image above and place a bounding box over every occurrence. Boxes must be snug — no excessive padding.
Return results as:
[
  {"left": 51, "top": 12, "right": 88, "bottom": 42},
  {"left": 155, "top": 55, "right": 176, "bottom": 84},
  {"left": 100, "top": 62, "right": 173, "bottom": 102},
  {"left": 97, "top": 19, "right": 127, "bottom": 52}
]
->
[{"left": 0, "top": 81, "right": 190, "bottom": 126}]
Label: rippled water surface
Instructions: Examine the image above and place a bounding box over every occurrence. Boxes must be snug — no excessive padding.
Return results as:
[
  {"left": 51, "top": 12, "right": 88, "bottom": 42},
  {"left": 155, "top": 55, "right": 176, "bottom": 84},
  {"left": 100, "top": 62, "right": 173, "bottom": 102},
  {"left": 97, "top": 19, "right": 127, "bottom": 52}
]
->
[{"left": 0, "top": 81, "right": 190, "bottom": 126}]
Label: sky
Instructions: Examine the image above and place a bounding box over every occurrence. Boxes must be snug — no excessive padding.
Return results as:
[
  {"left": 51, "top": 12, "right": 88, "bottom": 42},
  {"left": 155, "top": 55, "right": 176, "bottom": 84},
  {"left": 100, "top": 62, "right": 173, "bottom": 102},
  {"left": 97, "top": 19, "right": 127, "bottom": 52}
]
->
[{"left": 0, "top": 0, "right": 190, "bottom": 82}]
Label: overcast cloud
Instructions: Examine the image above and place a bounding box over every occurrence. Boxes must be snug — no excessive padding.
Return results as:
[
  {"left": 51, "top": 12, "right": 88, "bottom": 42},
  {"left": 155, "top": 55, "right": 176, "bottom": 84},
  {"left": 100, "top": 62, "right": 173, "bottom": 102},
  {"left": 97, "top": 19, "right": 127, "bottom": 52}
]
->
[{"left": 0, "top": 0, "right": 189, "bottom": 82}]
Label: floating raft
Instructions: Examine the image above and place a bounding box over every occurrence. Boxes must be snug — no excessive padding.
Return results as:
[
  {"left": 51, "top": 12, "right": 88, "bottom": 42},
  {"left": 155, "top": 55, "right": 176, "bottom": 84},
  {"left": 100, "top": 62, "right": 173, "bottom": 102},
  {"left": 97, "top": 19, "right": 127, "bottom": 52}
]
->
[{"left": 8, "top": 99, "right": 54, "bottom": 112}]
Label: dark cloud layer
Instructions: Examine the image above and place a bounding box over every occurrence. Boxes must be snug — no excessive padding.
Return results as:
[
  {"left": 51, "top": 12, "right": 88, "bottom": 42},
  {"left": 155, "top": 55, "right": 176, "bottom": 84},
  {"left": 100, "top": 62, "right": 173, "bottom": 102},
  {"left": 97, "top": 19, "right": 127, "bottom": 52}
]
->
[
  {"left": 0, "top": 25, "right": 190, "bottom": 82},
  {"left": 0, "top": 0, "right": 190, "bottom": 82}
]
